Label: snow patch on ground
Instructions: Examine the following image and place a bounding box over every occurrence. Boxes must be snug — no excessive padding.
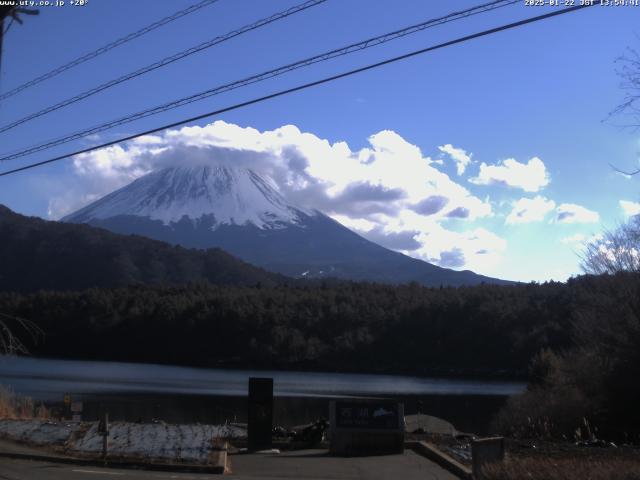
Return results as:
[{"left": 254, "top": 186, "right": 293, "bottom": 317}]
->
[
  {"left": 0, "top": 419, "right": 81, "bottom": 446},
  {"left": 0, "top": 419, "right": 245, "bottom": 464}
]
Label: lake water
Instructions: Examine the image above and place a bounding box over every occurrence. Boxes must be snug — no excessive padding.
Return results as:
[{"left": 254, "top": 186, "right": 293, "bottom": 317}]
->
[{"left": 0, "top": 356, "right": 526, "bottom": 433}]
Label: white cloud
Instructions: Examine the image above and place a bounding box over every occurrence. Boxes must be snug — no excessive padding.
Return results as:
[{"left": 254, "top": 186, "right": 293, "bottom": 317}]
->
[
  {"left": 47, "top": 192, "right": 100, "bottom": 219},
  {"left": 72, "top": 144, "right": 150, "bottom": 182},
  {"left": 60, "top": 121, "right": 505, "bottom": 274},
  {"left": 69, "top": 123, "right": 495, "bottom": 226},
  {"left": 620, "top": 200, "right": 640, "bottom": 217},
  {"left": 594, "top": 242, "right": 640, "bottom": 271},
  {"left": 438, "top": 144, "right": 472, "bottom": 175},
  {"left": 560, "top": 233, "right": 586, "bottom": 245},
  {"left": 615, "top": 170, "right": 634, "bottom": 180},
  {"left": 555, "top": 203, "right": 599, "bottom": 224},
  {"left": 412, "top": 221, "right": 507, "bottom": 272},
  {"left": 506, "top": 196, "right": 556, "bottom": 224},
  {"left": 134, "top": 135, "right": 164, "bottom": 145},
  {"left": 470, "top": 157, "right": 550, "bottom": 192},
  {"left": 330, "top": 214, "right": 377, "bottom": 233}
]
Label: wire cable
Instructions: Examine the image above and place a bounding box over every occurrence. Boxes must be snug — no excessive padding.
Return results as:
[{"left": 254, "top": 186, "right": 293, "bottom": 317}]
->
[
  {"left": 0, "top": 0, "right": 328, "bottom": 134},
  {"left": 0, "top": 0, "right": 222, "bottom": 102},
  {"left": 0, "top": 3, "right": 596, "bottom": 178},
  {"left": 0, "top": 0, "right": 518, "bottom": 162}
]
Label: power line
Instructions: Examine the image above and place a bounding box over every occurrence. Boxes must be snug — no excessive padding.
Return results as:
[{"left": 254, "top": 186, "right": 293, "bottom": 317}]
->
[
  {"left": 0, "top": 3, "right": 596, "bottom": 178},
  {"left": 0, "top": 0, "right": 328, "bottom": 134},
  {"left": 0, "top": 0, "right": 519, "bottom": 162},
  {"left": 0, "top": 0, "right": 222, "bottom": 102}
]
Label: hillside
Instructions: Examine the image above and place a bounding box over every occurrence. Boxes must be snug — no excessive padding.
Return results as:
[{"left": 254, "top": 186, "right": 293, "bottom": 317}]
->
[{"left": 0, "top": 205, "right": 284, "bottom": 292}]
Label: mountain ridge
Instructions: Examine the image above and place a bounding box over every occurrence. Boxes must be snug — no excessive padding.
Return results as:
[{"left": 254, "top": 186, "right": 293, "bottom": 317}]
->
[
  {"left": 0, "top": 204, "right": 285, "bottom": 292},
  {"left": 64, "top": 165, "right": 511, "bottom": 287}
]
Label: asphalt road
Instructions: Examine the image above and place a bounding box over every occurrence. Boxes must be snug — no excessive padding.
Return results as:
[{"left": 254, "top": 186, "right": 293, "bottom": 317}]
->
[
  {"left": 0, "top": 458, "right": 219, "bottom": 480},
  {"left": 0, "top": 450, "right": 459, "bottom": 480}
]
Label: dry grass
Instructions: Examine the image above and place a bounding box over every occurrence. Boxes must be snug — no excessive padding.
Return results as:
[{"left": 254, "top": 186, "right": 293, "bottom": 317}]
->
[
  {"left": 0, "top": 385, "right": 49, "bottom": 419},
  {"left": 490, "top": 383, "right": 597, "bottom": 440},
  {"left": 484, "top": 456, "right": 640, "bottom": 480}
]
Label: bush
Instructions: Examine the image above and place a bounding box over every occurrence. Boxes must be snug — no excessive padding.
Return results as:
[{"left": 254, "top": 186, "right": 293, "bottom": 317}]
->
[
  {"left": 0, "top": 386, "right": 49, "bottom": 419},
  {"left": 484, "top": 456, "right": 640, "bottom": 480},
  {"left": 492, "top": 274, "right": 640, "bottom": 441}
]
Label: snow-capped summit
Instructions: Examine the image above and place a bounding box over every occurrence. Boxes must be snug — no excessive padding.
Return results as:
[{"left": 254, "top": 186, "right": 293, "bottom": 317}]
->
[{"left": 64, "top": 165, "right": 313, "bottom": 229}]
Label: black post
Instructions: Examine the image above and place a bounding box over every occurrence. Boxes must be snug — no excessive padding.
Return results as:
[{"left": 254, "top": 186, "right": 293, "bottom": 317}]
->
[
  {"left": 98, "top": 411, "right": 109, "bottom": 463},
  {"left": 247, "top": 377, "right": 273, "bottom": 451}
]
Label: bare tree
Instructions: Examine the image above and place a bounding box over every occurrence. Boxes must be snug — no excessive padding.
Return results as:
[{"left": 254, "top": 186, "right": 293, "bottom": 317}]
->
[
  {"left": 0, "top": 312, "right": 42, "bottom": 355},
  {"left": 581, "top": 215, "right": 640, "bottom": 274},
  {"left": 612, "top": 46, "right": 640, "bottom": 128},
  {"left": 607, "top": 45, "right": 640, "bottom": 176}
]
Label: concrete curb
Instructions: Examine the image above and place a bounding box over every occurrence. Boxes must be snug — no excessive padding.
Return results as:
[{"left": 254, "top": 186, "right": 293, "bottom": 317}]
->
[
  {"left": 405, "top": 440, "right": 472, "bottom": 480},
  {"left": 0, "top": 450, "right": 227, "bottom": 474}
]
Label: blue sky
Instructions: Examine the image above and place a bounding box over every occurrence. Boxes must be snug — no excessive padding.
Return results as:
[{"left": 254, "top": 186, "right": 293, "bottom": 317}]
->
[{"left": 0, "top": 0, "right": 638, "bottom": 282}]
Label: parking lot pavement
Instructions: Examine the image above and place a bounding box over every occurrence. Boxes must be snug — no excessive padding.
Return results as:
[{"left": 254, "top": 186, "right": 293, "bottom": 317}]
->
[
  {"left": 228, "top": 449, "right": 460, "bottom": 480},
  {"left": 0, "top": 447, "right": 460, "bottom": 479}
]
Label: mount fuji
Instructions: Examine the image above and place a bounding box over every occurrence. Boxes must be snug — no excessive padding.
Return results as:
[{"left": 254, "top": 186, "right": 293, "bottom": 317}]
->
[{"left": 64, "top": 165, "right": 509, "bottom": 286}]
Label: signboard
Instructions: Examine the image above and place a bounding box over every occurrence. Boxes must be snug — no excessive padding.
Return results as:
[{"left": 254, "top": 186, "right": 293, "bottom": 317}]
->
[
  {"left": 247, "top": 377, "right": 273, "bottom": 451},
  {"left": 335, "top": 401, "right": 401, "bottom": 430},
  {"left": 71, "top": 402, "right": 83, "bottom": 413},
  {"left": 72, "top": 414, "right": 82, "bottom": 422},
  {"left": 472, "top": 437, "right": 505, "bottom": 480},
  {"left": 330, "top": 400, "right": 404, "bottom": 456}
]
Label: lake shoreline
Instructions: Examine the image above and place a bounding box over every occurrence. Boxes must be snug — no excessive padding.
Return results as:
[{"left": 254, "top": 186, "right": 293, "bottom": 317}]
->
[
  {"left": 17, "top": 353, "right": 528, "bottom": 382},
  {"left": 0, "top": 355, "right": 525, "bottom": 435}
]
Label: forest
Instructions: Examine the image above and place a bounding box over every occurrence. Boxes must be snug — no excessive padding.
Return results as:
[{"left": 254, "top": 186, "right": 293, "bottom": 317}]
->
[
  {"left": 2, "top": 271, "right": 639, "bottom": 443},
  {"left": 0, "top": 279, "right": 574, "bottom": 377},
  {"left": 2, "top": 203, "right": 640, "bottom": 440}
]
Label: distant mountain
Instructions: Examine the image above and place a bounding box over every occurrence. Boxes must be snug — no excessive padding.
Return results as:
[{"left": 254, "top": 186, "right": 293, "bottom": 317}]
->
[
  {"left": 0, "top": 205, "right": 284, "bottom": 292},
  {"left": 64, "top": 165, "right": 510, "bottom": 287}
]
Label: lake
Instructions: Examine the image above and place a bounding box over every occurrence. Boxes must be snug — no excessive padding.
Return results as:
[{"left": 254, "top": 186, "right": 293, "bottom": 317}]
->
[{"left": 0, "top": 356, "right": 526, "bottom": 434}]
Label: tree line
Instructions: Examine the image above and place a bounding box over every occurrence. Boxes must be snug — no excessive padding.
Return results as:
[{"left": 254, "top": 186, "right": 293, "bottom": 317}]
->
[{"left": 0, "top": 275, "right": 618, "bottom": 378}]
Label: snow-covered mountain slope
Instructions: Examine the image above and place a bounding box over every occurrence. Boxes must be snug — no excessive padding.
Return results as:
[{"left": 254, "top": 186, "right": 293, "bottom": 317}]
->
[
  {"left": 64, "top": 165, "right": 511, "bottom": 287},
  {"left": 64, "top": 166, "right": 313, "bottom": 229}
]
